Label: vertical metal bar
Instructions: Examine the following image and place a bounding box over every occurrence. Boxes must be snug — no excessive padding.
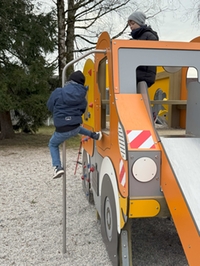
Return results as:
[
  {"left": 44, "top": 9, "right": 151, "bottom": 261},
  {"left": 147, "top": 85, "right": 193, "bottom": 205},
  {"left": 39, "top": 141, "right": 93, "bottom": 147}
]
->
[
  {"left": 62, "top": 142, "right": 66, "bottom": 254},
  {"left": 61, "top": 49, "right": 106, "bottom": 254},
  {"left": 62, "top": 63, "right": 67, "bottom": 255}
]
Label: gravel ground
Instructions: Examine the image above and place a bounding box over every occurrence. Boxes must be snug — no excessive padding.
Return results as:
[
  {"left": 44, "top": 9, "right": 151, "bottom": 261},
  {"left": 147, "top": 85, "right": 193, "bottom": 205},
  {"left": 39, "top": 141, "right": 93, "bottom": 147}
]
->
[{"left": 0, "top": 146, "right": 188, "bottom": 266}]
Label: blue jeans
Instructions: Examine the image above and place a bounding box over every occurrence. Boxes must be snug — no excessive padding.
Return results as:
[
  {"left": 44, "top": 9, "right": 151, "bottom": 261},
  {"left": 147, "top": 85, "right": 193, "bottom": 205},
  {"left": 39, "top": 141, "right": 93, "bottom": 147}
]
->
[{"left": 48, "top": 126, "right": 93, "bottom": 167}]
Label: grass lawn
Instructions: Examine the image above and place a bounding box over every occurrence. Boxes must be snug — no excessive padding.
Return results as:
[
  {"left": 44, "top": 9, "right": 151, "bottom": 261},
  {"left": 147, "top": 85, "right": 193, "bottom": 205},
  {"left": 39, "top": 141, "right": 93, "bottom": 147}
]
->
[{"left": 0, "top": 126, "right": 81, "bottom": 148}]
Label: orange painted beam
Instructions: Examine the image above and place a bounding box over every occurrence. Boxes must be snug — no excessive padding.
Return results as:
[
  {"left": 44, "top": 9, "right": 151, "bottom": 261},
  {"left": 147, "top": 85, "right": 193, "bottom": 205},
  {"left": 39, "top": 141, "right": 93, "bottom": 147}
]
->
[{"left": 160, "top": 143, "right": 200, "bottom": 266}]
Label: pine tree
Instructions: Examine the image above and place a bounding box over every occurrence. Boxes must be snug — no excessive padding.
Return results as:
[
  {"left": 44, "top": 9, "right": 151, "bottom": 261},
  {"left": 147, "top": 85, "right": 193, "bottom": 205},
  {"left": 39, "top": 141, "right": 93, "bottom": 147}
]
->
[{"left": 0, "top": 0, "right": 57, "bottom": 139}]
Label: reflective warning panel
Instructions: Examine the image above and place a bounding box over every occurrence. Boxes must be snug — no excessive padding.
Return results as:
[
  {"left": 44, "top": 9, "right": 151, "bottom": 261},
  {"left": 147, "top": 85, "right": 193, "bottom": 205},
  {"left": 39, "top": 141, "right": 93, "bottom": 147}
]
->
[{"left": 126, "top": 130, "right": 156, "bottom": 149}]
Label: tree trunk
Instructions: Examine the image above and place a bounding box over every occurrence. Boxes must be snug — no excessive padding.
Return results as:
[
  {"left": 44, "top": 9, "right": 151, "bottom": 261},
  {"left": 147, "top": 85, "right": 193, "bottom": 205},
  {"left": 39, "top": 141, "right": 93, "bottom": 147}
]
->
[
  {"left": 57, "top": 0, "right": 66, "bottom": 86},
  {"left": 65, "top": 0, "right": 76, "bottom": 78},
  {"left": 0, "top": 111, "right": 15, "bottom": 139}
]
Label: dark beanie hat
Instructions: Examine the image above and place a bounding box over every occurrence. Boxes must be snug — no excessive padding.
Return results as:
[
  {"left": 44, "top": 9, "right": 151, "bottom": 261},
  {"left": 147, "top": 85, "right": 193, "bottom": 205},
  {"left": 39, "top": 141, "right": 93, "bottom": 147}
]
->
[
  {"left": 69, "top": 70, "right": 85, "bottom": 85},
  {"left": 128, "top": 11, "right": 146, "bottom": 26}
]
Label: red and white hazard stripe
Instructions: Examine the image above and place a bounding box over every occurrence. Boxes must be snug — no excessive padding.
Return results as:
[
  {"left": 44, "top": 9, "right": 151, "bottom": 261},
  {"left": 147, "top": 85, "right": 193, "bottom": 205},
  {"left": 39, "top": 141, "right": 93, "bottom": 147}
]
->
[
  {"left": 119, "top": 159, "right": 126, "bottom": 187},
  {"left": 126, "top": 130, "right": 155, "bottom": 149}
]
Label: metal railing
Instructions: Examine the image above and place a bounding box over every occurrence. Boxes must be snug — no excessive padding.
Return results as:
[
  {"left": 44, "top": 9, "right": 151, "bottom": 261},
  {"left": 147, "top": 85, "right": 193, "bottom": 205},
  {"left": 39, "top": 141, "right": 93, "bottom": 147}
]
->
[{"left": 61, "top": 49, "right": 106, "bottom": 253}]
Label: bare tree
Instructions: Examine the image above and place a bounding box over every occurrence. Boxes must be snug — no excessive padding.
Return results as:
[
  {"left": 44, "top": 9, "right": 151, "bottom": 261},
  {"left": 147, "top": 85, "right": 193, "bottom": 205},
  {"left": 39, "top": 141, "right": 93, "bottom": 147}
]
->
[
  {"left": 65, "top": 0, "right": 78, "bottom": 77},
  {"left": 63, "top": 0, "right": 133, "bottom": 78},
  {"left": 56, "top": 0, "right": 172, "bottom": 82},
  {"left": 168, "top": 0, "right": 200, "bottom": 24},
  {"left": 190, "top": 0, "right": 200, "bottom": 22},
  {"left": 57, "top": 0, "right": 66, "bottom": 83}
]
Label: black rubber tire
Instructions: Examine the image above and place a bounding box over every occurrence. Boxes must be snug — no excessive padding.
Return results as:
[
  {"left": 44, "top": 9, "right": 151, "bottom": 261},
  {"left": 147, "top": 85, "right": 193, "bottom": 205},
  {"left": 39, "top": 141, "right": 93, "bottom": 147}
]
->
[
  {"left": 82, "top": 149, "right": 94, "bottom": 204},
  {"left": 101, "top": 174, "right": 119, "bottom": 265}
]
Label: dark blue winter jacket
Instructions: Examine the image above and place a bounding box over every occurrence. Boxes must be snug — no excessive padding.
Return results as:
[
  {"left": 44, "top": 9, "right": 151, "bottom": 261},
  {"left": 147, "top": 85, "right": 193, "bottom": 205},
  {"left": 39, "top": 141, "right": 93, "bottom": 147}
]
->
[
  {"left": 47, "top": 81, "right": 88, "bottom": 128},
  {"left": 130, "top": 25, "right": 159, "bottom": 87}
]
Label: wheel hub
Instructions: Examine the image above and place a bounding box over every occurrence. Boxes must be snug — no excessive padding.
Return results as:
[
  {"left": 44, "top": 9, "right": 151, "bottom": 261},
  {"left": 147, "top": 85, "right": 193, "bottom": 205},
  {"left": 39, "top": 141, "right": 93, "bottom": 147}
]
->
[{"left": 105, "top": 197, "right": 113, "bottom": 241}]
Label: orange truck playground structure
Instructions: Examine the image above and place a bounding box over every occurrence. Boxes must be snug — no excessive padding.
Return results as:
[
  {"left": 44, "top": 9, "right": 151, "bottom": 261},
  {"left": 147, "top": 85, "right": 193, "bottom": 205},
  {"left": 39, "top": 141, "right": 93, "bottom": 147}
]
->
[{"left": 62, "top": 32, "right": 200, "bottom": 265}]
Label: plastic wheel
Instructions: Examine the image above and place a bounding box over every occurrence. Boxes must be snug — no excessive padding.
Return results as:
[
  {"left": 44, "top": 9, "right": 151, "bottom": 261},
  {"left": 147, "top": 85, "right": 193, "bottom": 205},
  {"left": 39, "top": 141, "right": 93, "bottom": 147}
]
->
[
  {"left": 101, "top": 174, "right": 118, "bottom": 265},
  {"left": 82, "top": 149, "right": 94, "bottom": 204}
]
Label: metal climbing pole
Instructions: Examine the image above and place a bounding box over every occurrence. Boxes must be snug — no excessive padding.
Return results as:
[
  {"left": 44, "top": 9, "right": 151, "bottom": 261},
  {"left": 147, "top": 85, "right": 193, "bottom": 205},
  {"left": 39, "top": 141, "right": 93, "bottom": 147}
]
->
[{"left": 61, "top": 49, "right": 106, "bottom": 254}]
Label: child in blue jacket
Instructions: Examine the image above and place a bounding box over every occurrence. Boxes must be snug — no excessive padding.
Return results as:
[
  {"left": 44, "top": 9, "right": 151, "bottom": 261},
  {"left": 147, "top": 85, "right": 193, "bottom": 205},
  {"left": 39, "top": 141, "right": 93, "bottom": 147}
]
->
[{"left": 47, "top": 70, "right": 102, "bottom": 179}]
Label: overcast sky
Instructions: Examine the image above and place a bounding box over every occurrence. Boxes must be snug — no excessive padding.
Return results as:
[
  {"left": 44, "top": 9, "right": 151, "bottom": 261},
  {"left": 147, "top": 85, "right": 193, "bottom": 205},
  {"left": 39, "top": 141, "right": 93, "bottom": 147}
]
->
[
  {"left": 40, "top": 0, "right": 199, "bottom": 42},
  {"left": 40, "top": 0, "right": 199, "bottom": 76},
  {"left": 151, "top": 1, "right": 199, "bottom": 42}
]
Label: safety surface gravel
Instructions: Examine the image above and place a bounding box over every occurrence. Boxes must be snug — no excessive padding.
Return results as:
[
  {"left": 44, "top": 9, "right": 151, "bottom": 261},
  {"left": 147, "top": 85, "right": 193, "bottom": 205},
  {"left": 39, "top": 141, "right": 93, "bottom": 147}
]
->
[{"left": 0, "top": 146, "right": 188, "bottom": 266}]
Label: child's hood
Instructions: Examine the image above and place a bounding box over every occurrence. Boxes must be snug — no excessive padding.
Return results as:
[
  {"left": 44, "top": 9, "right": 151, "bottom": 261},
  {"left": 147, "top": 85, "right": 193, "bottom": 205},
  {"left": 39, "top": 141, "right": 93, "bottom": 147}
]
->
[{"left": 61, "top": 81, "right": 88, "bottom": 104}]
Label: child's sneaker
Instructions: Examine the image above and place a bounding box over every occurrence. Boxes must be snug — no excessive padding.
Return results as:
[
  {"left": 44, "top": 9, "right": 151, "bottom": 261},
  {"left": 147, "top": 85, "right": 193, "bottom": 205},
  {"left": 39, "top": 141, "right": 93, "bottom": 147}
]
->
[
  {"left": 91, "top": 131, "right": 102, "bottom": 140},
  {"left": 53, "top": 166, "right": 64, "bottom": 179}
]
